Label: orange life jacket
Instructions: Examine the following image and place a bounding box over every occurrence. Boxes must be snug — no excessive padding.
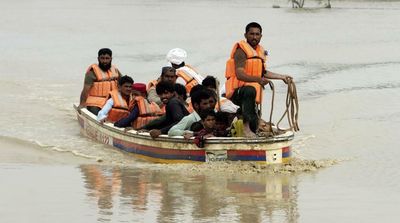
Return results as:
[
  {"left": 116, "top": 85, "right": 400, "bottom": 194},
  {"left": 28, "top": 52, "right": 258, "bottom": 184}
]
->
[
  {"left": 177, "top": 64, "right": 201, "bottom": 93},
  {"left": 225, "top": 40, "right": 267, "bottom": 104},
  {"left": 132, "top": 96, "right": 164, "bottom": 129},
  {"left": 107, "top": 90, "right": 134, "bottom": 123},
  {"left": 85, "top": 64, "right": 119, "bottom": 108}
]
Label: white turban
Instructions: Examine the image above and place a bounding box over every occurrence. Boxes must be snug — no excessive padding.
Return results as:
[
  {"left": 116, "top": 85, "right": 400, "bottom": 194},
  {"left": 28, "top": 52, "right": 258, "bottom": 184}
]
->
[{"left": 166, "top": 48, "right": 187, "bottom": 65}]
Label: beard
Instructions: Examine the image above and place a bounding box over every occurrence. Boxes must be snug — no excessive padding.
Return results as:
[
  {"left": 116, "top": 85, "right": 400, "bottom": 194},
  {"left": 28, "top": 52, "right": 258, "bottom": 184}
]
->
[{"left": 98, "top": 62, "right": 111, "bottom": 71}]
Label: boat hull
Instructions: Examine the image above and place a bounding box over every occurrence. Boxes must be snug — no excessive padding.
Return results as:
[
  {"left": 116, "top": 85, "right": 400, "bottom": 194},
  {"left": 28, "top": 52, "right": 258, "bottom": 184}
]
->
[{"left": 76, "top": 106, "right": 293, "bottom": 164}]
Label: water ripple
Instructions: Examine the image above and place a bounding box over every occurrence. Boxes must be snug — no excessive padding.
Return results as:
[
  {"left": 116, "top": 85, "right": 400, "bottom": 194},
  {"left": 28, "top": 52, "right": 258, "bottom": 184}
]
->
[{"left": 304, "top": 82, "right": 400, "bottom": 98}]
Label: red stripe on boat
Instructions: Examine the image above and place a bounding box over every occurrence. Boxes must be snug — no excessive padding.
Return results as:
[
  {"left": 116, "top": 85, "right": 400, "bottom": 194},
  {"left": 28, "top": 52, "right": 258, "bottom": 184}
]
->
[
  {"left": 227, "top": 150, "right": 266, "bottom": 156},
  {"left": 114, "top": 138, "right": 205, "bottom": 156}
]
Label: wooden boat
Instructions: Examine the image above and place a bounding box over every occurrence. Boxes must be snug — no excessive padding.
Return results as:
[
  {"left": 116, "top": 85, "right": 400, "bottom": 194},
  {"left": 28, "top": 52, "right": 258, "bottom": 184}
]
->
[{"left": 75, "top": 105, "right": 294, "bottom": 164}]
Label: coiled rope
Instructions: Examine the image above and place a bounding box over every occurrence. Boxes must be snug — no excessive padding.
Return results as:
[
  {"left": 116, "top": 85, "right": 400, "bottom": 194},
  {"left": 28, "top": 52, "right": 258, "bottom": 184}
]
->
[{"left": 266, "top": 78, "right": 300, "bottom": 135}]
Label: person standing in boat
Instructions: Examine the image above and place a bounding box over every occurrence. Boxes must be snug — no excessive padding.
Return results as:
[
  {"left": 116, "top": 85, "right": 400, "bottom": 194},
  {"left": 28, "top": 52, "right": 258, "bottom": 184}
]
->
[
  {"left": 225, "top": 22, "right": 292, "bottom": 137},
  {"left": 97, "top": 75, "right": 134, "bottom": 124},
  {"left": 78, "top": 48, "right": 123, "bottom": 115},
  {"left": 166, "top": 48, "right": 204, "bottom": 94},
  {"left": 147, "top": 66, "right": 177, "bottom": 106}
]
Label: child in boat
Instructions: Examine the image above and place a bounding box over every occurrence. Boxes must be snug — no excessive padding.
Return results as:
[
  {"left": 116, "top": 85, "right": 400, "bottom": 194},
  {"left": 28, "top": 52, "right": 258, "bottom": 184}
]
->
[
  {"left": 192, "top": 109, "right": 217, "bottom": 148},
  {"left": 190, "top": 111, "right": 230, "bottom": 137},
  {"left": 214, "top": 111, "right": 230, "bottom": 137}
]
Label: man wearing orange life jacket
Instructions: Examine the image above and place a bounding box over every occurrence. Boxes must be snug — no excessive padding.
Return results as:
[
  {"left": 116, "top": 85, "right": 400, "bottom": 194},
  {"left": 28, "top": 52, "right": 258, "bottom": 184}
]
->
[
  {"left": 166, "top": 48, "right": 204, "bottom": 94},
  {"left": 225, "top": 22, "right": 292, "bottom": 137},
  {"left": 139, "top": 83, "right": 189, "bottom": 132},
  {"left": 147, "top": 66, "right": 177, "bottom": 107},
  {"left": 114, "top": 83, "right": 163, "bottom": 129},
  {"left": 97, "top": 76, "right": 134, "bottom": 124},
  {"left": 79, "top": 48, "right": 123, "bottom": 115}
]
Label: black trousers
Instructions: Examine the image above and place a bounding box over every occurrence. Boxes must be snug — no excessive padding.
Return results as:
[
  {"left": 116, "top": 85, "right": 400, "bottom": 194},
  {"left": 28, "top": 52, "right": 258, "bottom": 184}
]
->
[
  {"left": 87, "top": 106, "right": 101, "bottom": 115},
  {"left": 230, "top": 86, "right": 258, "bottom": 133}
]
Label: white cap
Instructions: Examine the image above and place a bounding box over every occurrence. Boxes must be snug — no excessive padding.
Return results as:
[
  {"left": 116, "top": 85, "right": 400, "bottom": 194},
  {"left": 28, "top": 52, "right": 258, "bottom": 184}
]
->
[{"left": 166, "top": 48, "right": 187, "bottom": 65}]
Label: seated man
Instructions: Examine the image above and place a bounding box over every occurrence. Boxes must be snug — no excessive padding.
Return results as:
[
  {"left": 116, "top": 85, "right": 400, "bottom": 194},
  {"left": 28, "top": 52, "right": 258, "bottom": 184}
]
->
[
  {"left": 225, "top": 22, "right": 292, "bottom": 137},
  {"left": 113, "top": 83, "right": 163, "bottom": 128},
  {"left": 168, "top": 89, "right": 212, "bottom": 138},
  {"left": 139, "top": 83, "right": 187, "bottom": 131},
  {"left": 147, "top": 66, "right": 177, "bottom": 106},
  {"left": 146, "top": 82, "right": 190, "bottom": 138},
  {"left": 79, "top": 48, "right": 122, "bottom": 115},
  {"left": 97, "top": 75, "right": 134, "bottom": 123}
]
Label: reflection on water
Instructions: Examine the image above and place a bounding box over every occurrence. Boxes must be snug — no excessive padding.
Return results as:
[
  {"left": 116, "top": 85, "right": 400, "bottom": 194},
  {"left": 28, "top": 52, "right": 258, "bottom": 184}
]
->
[{"left": 80, "top": 165, "right": 299, "bottom": 222}]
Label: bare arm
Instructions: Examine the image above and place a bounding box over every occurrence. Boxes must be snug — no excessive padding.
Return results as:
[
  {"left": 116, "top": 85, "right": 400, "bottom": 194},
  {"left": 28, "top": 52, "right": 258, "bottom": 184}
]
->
[
  {"left": 234, "top": 48, "right": 269, "bottom": 86},
  {"left": 265, "top": 70, "right": 292, "bottom": 84},
  {"left": 79, "top": 84, "right": 91, "bottom": 107},
  {"left": 79, "top": 71, "right": 95, "bottom": 108}
]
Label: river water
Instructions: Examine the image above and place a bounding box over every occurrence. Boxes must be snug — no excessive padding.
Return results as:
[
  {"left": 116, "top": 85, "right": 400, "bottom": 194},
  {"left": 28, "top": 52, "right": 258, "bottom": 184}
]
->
[{"left": 1, "top": 0, "right": 399, "bottom": 222}]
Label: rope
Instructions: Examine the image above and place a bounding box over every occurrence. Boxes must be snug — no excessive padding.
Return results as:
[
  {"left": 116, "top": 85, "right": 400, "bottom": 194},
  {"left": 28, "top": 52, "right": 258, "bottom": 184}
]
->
[
  {"left": 276, "top": 79, "right": 300, "bottom": 132},
  {"left": 267, "top": 81, "right": 275, "bottom": 134}
]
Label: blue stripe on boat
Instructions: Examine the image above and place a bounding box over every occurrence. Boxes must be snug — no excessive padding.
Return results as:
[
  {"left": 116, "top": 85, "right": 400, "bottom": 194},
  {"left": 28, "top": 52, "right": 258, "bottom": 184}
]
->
[
  {"left": 282, "top": 151, "right": 291, "bottom": 158},
  {"left": 228, "top": 155, "right": 266, "bottom": 161},
  {"left": 114, "top": 142, "right": 206, "bottom": 162}
]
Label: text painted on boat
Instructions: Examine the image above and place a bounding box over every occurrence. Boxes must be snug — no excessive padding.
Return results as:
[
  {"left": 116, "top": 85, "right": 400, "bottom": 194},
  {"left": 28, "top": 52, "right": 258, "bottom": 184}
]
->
[
  {"left": 206, "top": 151, "right": 228, "bottom": 162},
  {"left": 85, "top": 122, "right": 111, "bottom": 145}
]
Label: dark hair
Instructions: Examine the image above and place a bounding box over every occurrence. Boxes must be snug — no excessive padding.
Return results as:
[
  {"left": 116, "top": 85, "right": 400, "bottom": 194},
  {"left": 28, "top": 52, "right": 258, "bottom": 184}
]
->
[
  {"left": 190, "top": 121, "right": 203, "bottom": 132},
  {"left": 156, "top": 81, "right": 175, "bottom": 95},
  {"left": 189, "top": 84, "right": 206, "bottom": 98},
  {"left": 202, "top": 76, "right": 217, "bottom": 90},
  {"left": 199, "top": 108, "right": 216, "bottom": 121},
  {"left": 98, "top": 48, "right": 112, "bottom": 57},
  {"left": 161, "top": 66, "right": 176, "bottom": 76},
  {"left": 205, "top": 89, "right": 217, "bottom": 101},
  {"left": 174, "top": 83, "right": 187, "bottom": 101},
  {"left": 236, "top": 107, "right": 242, "bottom": 116},
  {"left": 215, "top": 111, "right": 229, "bottom": 124},
  {"left": 245, "top": 22, "right": 262, "bottom": 33},
  {"left": 118, "top": 75, "right": 134, "bottom": 86},
  {"left": 191, "top": 89, "right": 211, "bottom": 107}
]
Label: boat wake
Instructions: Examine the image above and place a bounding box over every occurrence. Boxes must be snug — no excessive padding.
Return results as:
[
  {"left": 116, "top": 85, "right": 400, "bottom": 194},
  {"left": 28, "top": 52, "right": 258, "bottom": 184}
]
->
[
  {"left": 32, "top": 139, "right": 103, "bottom": 162},
  {"left": 0, "top": 135, "right": 100, "bottom": 163},
  {"left": 146, "top": 158, "right": 342, "bottom": 175}
]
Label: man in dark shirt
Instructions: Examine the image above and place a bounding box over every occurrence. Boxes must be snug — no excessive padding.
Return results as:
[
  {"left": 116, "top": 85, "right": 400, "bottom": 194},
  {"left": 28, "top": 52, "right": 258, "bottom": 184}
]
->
[{"left": 145, "top": 82, "right": 189, "bottom": 138}]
